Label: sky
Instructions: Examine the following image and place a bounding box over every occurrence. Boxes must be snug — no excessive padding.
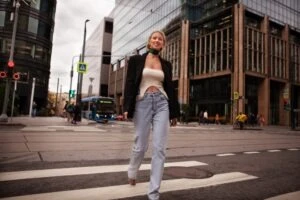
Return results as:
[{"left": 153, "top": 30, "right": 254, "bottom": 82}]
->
[{"left": 49, "top": 0, "right": 115, "bottom": 93}]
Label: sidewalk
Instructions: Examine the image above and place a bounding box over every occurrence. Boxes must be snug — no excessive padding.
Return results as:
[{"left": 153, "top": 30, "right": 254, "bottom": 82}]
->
[
  {"left": 0, "top": 116, "right": 96, "bottom": 127},
  {"left": 0, "top": 116, "right": 298, "bottom": 133}
]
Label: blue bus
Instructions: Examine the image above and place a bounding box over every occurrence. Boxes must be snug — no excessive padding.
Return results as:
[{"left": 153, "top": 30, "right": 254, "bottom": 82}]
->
[{"left": 81, "top": 96, "right": 116, "bottom": 123}]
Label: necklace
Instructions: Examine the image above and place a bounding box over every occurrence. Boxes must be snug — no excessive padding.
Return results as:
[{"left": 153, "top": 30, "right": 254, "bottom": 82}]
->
[{"left": 148, "top": 48, "right": 160, "bottom": 55}]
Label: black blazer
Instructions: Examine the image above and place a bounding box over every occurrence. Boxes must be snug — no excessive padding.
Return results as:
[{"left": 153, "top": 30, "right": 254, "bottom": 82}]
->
[{"left": 123, "top": 52, "right": 180, "bottom": 119}]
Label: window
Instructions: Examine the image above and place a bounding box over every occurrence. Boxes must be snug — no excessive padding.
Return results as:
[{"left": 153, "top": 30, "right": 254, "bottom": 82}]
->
[
  {"left": 0, "top": 11, "right": 5, "bottom": 27},
  {"left": 30, "top": 0, "right": 41, "bottom": 10},
  {"left": 105, "top": 21, "right": 113, "bottom": 33},
  {"left": 102, "top": 51, "right": 111, "bottom": 64},
  {"left": 28, "top": 17, "right": 38, "bottom": 34},
  {"left": 18, "top": 15, "right": 29, "bottom": 31},
  {"left": 38, "top": 21, "right": 50, "bottom": 38}
]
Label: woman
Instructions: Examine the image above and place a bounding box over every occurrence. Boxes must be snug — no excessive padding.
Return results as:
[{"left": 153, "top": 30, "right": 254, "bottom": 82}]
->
[{"left": 123, "top": 30, "right": 179, "bottom": 200}]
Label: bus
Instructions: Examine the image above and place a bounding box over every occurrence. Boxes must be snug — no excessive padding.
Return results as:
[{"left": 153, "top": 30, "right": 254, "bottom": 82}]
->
[{"left": 81, "top": 96, "right": 116, "bottom": 123}]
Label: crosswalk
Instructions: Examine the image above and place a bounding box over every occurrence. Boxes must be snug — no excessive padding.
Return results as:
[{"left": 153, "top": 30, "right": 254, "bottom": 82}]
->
[
  {"left": 0, "top": 160, "right": 299, "bottom": 200},
  {"left": 0, "top": 160, "right": 259, "bottom": 200}
]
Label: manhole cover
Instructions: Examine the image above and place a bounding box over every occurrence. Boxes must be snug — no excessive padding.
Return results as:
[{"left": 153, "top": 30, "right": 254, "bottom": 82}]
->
[{"left": 164, "top": 167, "right": 213, "bottom": 179}]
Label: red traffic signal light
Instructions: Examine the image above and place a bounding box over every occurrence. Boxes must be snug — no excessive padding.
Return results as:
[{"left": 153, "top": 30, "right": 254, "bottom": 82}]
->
[
  {"left": 8, "top": 60, "right": 15, "bottom": 68},
  {"left": 0, "top": 71, "right": 7, "bottom": 78},
  {"left": 13, "top": 73, "right": 20, "bottom": 80}
]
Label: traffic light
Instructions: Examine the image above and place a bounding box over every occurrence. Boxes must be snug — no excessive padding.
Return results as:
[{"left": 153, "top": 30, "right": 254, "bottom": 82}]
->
[
  {"left": 0, "top": 71, "right": 7, "bottom": 78},
  {"left": 69, "top": 89, "right": 76, "bottom": 98},
  {"left": 13, "top": 73, "right": 20, "bottom": 80},
  {"left": 8, "top": 60, "right": 15, "bottom": 68}
]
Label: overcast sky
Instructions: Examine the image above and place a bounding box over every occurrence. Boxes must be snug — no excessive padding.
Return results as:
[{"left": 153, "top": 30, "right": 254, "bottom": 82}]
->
[{"left": 49, "top": 0, "right": 115, "bottom": 93}]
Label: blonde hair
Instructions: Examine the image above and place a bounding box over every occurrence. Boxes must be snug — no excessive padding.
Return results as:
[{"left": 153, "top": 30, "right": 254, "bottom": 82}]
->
[{"left": 146, "top": 30, "right": 166, "bottom": 50}]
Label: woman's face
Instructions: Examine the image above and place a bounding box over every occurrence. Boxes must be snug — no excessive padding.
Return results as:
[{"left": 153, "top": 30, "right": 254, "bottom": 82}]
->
[{"left": 149, "top": 32, "right": 165, "bottom": 50}]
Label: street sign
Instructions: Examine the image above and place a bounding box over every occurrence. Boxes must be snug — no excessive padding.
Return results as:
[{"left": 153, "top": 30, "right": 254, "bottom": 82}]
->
[
  {"left": 13, "top": 73, "right": 20, "bottom": 80},
  {"left": 234, "top": 92, "right": 239, "bottom": 100},
  {"left": 77, "top": 62, "right": 88, "bottom": 73},
  {"left": 0, "top": 71, "right": 7, "bottom": 78}
]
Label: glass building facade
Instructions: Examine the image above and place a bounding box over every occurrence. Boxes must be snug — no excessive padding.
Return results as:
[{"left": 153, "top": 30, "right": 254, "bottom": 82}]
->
[
  {"left": 0, "top": 0, "right": 56, "bottom": 115},
  {"left": 109, "top": 0, "right": 300, "bottom": 127}
]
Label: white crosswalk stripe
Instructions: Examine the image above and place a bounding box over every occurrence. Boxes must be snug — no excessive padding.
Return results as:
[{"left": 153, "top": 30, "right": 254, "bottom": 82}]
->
[
  {"left": 0, "top": 172, "right": 257, "bottom": 200},
  {"left": 0, "top": 160, "right": 261, "bottom": 200},
  {"left": 0, "top": 161, "right": 207, "bottom": 181}
]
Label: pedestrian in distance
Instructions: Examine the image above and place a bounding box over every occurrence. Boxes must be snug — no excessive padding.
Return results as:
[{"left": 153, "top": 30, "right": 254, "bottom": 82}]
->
[
  {"left": 258, "top": 114, "right": 265, "bottom": 127},
  {"left": 72, "top": 103, "right": 80, "bottom": 124},
  {"left": 215, "top": 113, "right": 220, "bottom": 125},
  {"left": 63, "top": 101, "right": 69, "bottom": 120},
  {"left": 32, "top": 101, "right": 37, "bottom": 117},
  {"left": 236, "top": 112, "right": 248, "bottom": 130},
  {"left": 91, "top": 103, "right": 97, "bottom": 121},
  {"left": 198, "top": 110, "right": 204, "bottom": 125},
  {"left": 66, "top": 102, "right": 74, "bottom": 122},
  {"left": 123, "top": 30, "right": 180, "bottom": 200},
  {"left": 203, "top": 110, "right": 208, "bottom": 124}
]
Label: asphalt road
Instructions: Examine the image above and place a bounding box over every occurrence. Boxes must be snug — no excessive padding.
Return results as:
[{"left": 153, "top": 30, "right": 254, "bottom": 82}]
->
[{"left": 0, "top": 119, "right": 299, "bottom": 200}]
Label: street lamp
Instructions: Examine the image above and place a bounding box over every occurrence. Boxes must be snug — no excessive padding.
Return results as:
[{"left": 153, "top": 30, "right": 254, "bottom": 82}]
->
[
  {"left": 88, "top": 77, "right": 94, "bottom": 96},
  {"left": 76, "top": 19, "right": 90, "bottom": 121},
  {"left": 0, "top": 0, "right": 36, "bottom": 122},
  {"left": 0, "top": 0, "right": 21, "bottom": 122}
]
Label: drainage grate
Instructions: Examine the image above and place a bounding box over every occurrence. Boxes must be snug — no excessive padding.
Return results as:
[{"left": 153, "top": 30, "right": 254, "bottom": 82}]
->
[{"left": 164, "top": 167, "right": 213, "bottom": 179}]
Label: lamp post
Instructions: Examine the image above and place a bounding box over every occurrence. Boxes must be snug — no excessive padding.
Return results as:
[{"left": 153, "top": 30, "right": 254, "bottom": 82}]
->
[
  {"left": 88, "top": 77, "right": 94, "bottom": 97},
  {"left": 0, "top": 0, "right": 21, "bottom": 122},
  {"left": 69, "top": 55, "right": 80, "bottom": 102},
  {"left": 76, "top": 19, "right": 90, "bottom": 121}
]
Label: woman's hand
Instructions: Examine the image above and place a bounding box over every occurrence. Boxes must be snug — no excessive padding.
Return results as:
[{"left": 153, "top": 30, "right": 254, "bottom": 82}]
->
[
  {"left": 123, "top": 112, "right": 128, "bottom": 120},
  {"left": 170, "top": 118, "right": 177, "bottom": 127}
]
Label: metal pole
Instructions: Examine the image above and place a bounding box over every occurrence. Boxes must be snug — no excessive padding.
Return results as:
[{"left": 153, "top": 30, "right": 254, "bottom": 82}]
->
[
  {"left": 69, "top": 65, "right": 73, "bottom": 103},
  {"left": 55, "top": 77, "right": 59, "bottom": 115},
  {"left": 0, "top": 0, "right": 20, "bottom": 122},
  {"left": 69, "top": 55, "right": 79, "bottom": 102},
  {"left": 76, "top": 19, "right": 90, "bottom": 121},
  {"left": 10, "top": 80, "right": 17, "bottom": 121},
  {"left": 29, "top": 77, "right": 35, "bottom": 117}
]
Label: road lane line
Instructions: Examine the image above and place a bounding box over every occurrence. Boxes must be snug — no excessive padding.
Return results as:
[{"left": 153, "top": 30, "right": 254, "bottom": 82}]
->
[
  {"left": 243, "top": 151, "right": 260, "bottom": 154},
  {"left": 0, "top": 172, "right": 257, "bottom": 200},
  {"left": 287, "top": 148, "right": 299, "bottom": 151},
  {"left": 0, "top": 161, "right": 207, "bottom": 181},
  {"left": 216, "top": 153, "right": 235, "bottom": 156},
  {"left": 267, "top": 150, "right": 281, "bottom": 152}
]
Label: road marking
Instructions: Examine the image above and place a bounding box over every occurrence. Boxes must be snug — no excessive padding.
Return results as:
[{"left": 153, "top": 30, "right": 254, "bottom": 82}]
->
[
  {"left": 0, "top": 172, "right": 257, "bottom": 200},
  {"left": 0, "top": 161, "right": 207, "bottom": 181},
  {"left": 21, "top": 126, "right": 105, "bottom": 132},
  {"left": 287, "top": 148, "right": 299, "bottom": 151},
  {"left": 216, "top": 153, "right": 235, "bottom": 157},
  {"left": 243, "top": 151, "right": 260, "bottom": 154},
  {"left": 265, "top": 191, "right": 300, "bottom": 200},
  {"left": 267, "top": 150, "right": 281, "bottom": 152}
]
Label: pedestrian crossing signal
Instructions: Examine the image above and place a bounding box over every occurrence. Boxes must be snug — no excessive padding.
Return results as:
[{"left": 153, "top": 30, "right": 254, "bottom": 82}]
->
[{"left": 69, "top": 89, "right": 76, "bottom": 98}]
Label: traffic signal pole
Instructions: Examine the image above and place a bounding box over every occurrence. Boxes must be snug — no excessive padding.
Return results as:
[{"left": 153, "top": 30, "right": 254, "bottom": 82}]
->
[{"left": 0, "top": 0, "right": 20, "bottom": 122}]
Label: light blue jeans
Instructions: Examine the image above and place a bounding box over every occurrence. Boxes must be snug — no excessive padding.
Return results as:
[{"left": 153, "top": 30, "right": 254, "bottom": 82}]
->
[{"left": 128, "top": 91, "right": 169, "bottom": 200}]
